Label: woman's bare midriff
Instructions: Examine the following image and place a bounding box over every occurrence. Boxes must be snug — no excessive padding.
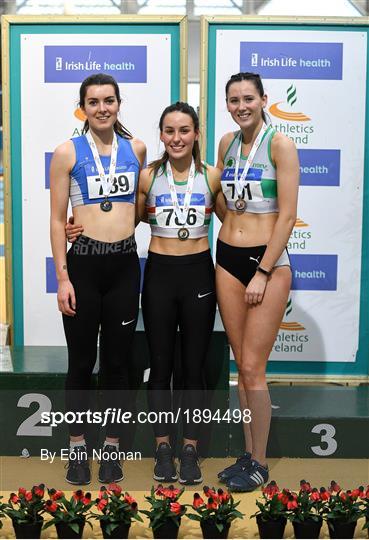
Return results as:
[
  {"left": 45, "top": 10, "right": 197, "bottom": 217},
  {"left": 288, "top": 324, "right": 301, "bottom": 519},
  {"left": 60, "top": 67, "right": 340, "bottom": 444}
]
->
[
  {"left": 219, "top": 211, "right": 278, "bottom": 247},
  {"left": 149, "top": 235, "right": 210, "bottom": 256},
  {"left": 73, "top": 202, "right": 135, "bottom": 242}
]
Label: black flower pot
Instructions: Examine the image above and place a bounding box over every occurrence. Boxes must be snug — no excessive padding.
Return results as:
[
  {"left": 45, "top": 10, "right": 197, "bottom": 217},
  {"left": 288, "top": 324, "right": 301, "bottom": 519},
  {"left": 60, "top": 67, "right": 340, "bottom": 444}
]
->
[
  {"left": 292, "top": 517, "right": 322, "bottom": 539},
  {"left": 100, "top": 520, "right": 131, "bottom": 539},
  {"left": 12, "top": 518, "right": 43, "bottom": 539},
  {"left": 153, "top": 518, "right": 180, "bottom": 539},
  {"left": 201, "top": 518, "right": 231, "bottom": 539},
  {"left": 256, "top": 515, "right": 287, "bottom": 539},
  {"left": 55, "top": 518, "right": 85, "bottom": 539},
  {"left": 327, "top": 519, "right": 357, "bottom": 539}
]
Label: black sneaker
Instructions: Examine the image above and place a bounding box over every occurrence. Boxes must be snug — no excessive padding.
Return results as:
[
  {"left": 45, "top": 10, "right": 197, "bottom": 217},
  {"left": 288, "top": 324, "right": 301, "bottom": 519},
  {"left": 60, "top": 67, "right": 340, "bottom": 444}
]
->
[
  {"left": 153, "top": 442, "right": 178, "bottom": 483},
  {"left": 98, "top": 445, "right": 124, "bottom": 483},
  {"left": 179, "top": 444, "right": 202, "bottom": 485},
  {"left": 217, "top": 451, "right": 252, "bottom": 483},
  {"left": 227, "top": 459, "right": 269, "bottom": 492},
  {"left": 65, "top": 445, "right": 91, "bottom": 485}
]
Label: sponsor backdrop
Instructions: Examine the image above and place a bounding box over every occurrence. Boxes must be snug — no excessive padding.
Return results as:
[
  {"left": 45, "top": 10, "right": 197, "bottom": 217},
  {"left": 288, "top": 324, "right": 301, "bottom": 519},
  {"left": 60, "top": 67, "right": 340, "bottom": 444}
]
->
[
  {"left": 4, "top": 18, "right": 185, "bottom": 346},
  {"left": 203, "top": 20, "right": 369, "bottom": 376}
]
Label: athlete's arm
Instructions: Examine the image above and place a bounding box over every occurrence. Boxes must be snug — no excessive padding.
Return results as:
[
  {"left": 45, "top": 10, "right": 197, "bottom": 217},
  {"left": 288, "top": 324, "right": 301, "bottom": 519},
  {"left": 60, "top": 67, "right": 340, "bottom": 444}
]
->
[
  {"left": 131, "top": 137, "right": 147, "bottom": 170},
  {"left": 258, "top": 133, "right": 299, "bottom": 270},
  {"left": 135, "top": 167, "right": 151, "bottom": 225},
  {"left": 50, "top": 141, "right": 77, "bottom": 316},
  {"left": 206, "top": 164, "right": 225, "bottom": 222},
  {"left": 244, "top": 133, "right": 299, "bottom": 305},
  {"left": 216, "top": 132, "right": 234, "bottom": 169}
]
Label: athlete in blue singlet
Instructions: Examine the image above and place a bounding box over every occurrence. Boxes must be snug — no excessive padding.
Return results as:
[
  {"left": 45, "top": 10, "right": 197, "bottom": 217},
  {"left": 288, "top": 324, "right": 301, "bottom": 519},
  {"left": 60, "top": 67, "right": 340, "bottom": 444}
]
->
[{"left": 50, "top": 73, "right": 146, "bottom": 486}]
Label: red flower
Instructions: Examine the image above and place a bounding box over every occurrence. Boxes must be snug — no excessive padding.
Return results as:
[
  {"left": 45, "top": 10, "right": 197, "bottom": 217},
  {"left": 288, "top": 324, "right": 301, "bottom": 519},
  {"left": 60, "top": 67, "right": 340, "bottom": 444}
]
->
[
  {"left": 319, "top": 488, "right": 330, "bottom": 501},
  {"left": 170, "top": 502, "right": 182, "bottom": 515},
  {"left": 82, "top": 493, "right": 92, "bottom": 505},
  {"left": 155, "top": 485, "right": 166, "bottom": 497},
  {"left": 124, "top": 494, "right": 136, "bottom": 505},
  {"left": 263, "top": 481, "right": 280, "bottom": 498},
  {"left": 25, "top": 491, "right": 33, "bottom": 502},
  {"left": 162, "top": 487, "right": 180, "bottom": 499},
  {"left": 98, "top": 487, "right": 108, "bottom": 500},
  {"left": 310, "top": 489, "right": 320, "bottom": 502},
  {"left": 45, "top": 500, "right": 58, "bottom": 513},
  {"left": 287, "top": 496, "right": 298, "bottom": 510},
  {"left": 299, "top": 480, "right": 311, "bottom": 493},
  {"left": 339, "top": 491, "right": 348, "bottom": 501},
  {"left": 329, "top": 481, "right": 341, "bottom": 493},
  {"left": 108, "top": 483, "right": 122, "bottom": 496},
  {"left": 206, "top": 497, "right": 218, "bottom": 510},
  {"left": 193, "top": 493, "right": 205, "bottom": 508},
  {"left": 51, "top": 490, "right": 64, "bottom": 501},
  {"left": 97, "top": 498, "right": 108, "bottom": 511},
  {"left": 218, "top": 489, "right": 230, "bottom": 504},
  {"left": 73, "top": 490, "right": 84, "bottom": 502},
  {"left": 33, "top": 484, "right": 45, "bottom": 498},
  {"left": 10, "top": 493, "right": 19, "bottom": 504},
  {"left": 277, "top": 490, "right": 290, "bottom": 506},
  {"left": 18, "top": 488, "right": 27, "bottom": 496}
]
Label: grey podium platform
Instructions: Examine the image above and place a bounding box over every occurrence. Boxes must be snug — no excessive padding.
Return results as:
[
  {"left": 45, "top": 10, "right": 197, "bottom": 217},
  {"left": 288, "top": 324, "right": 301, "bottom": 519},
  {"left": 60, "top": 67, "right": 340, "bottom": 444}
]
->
[{"left": 1, "top": 343, "right": 368, "bottom": 458}]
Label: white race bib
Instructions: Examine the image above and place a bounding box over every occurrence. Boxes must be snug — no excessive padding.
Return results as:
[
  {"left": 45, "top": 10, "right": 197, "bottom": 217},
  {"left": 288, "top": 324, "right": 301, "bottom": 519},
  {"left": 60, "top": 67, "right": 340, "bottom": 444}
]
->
[
  {"left": 222, "top": 180, "right": 263, "bottom": 202},
  {"left": 156, "top": 205, "right": 205, "bottom": 228},
  {"left": 87, "top": 171, "right": 135, "bottom": 200}
]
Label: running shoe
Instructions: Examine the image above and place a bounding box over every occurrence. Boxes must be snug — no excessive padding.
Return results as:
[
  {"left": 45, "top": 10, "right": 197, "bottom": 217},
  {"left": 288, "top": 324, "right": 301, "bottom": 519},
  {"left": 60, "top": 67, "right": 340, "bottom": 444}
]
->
[
  {"left": 98, "top": 445, "right": 124, "bottom": 483},
  {"left": 217, "top": 451, "right": 252, "bottom": 483},
  {"left": 153, "top": 442, "right": 178, "bottom": 483},
  {"left": 179, "top": 444, "right": 202, "bottom": 485},
  {"left": 65, "top": 445, "right": 91, "bottom": 485},
  {"left": 227, "top": 459, "right": 269, "bottom": 492}
]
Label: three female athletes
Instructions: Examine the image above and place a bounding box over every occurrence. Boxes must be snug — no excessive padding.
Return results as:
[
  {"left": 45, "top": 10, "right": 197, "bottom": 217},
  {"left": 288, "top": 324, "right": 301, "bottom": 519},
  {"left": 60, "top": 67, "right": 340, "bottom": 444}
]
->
[{"left": 53, "top": 70, "right": 299, "bottom": 490}]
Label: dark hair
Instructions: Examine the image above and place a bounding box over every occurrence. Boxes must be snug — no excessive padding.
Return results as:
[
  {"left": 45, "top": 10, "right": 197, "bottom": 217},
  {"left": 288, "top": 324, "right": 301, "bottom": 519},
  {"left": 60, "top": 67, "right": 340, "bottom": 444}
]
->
[
  {"left": 225, "top": 72, "right": 266, "bottom": 123},
  {"left": 149, "top": 102, "right": 203, "bottom": 176},
  {"left": 79, "top": 73, "right": 132, "bottom": 139}
]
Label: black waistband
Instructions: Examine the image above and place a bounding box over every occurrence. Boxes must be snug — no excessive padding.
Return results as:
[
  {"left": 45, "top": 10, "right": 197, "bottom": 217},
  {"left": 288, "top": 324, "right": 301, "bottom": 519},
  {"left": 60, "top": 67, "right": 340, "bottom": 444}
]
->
[
  {"left": 147, "top": 249, "right": 212, "bottom": 265},
  {"left": 70, "top": 234, "right": 137, "bottom": 255}
]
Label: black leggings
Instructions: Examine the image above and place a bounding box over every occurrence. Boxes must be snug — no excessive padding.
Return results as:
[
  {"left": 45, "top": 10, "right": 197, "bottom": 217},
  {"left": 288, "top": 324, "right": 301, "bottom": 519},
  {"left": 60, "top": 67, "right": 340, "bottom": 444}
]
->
[
  {"left": 63, "top": 235, "right": 140, "bottom": 437},
  {"left": 142, "top": 250, "right": 216, "bottom": 440}
]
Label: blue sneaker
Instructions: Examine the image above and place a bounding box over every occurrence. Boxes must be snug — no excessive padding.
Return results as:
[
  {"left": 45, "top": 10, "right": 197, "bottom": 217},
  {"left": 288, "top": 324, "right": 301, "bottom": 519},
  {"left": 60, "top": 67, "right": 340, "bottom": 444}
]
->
[
  {"left": 227, "top": 459, "right": 269, "bottom": 492},
  {"left": 217, "top": 452, "right": 252, "bottom": 483}
]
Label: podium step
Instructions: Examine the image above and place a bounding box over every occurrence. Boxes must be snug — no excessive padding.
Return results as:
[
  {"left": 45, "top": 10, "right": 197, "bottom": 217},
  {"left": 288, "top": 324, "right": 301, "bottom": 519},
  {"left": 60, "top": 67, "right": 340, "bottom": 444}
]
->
[{"left": 230, "top": 385, "right": 369, "bottom": 458}]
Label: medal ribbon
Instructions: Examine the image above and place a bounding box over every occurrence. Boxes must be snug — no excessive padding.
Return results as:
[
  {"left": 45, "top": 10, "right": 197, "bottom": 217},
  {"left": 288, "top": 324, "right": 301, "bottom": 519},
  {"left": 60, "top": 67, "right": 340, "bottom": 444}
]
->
[
  {"left": 233, "top": 122, "right": 269, "bottom": 197},
  {"left": 86, "top": 131, "right": 118, "bottom": 198},
  {"left": 166, "top": 159, "right": 196, "bottom": 226}
]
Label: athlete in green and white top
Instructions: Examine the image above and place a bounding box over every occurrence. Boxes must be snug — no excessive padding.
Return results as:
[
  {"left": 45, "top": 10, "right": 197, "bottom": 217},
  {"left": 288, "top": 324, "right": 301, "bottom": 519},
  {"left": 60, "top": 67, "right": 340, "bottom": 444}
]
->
[{"left": 221, "top": 125, "right": 278, "bottom": 213}]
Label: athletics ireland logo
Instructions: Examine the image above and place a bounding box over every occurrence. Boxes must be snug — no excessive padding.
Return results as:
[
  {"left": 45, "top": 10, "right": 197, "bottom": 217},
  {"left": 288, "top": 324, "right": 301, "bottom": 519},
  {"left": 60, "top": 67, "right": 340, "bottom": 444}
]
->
[
  {"left": 269, "top": 84, "right": 311, "bottom": 122},
  {"left": 280, "top": 298, "right": 305, "bottom": 331}
]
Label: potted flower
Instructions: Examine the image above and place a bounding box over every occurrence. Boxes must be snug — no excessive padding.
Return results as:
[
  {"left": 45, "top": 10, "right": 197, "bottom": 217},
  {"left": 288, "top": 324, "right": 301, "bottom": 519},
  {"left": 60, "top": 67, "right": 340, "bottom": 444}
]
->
[
  {"left": 140, "top": 485, "right": 186, "bottom": 539},
  {"left": 43, "top": 488, "right": 94, "bottom": 539},
  {"left": 90, "top": 483, "right": 143, "bottom": 538},
  {"left": 3, "top": 484, "right": 45, "bottom": 539},
  {"left": 251, "top": 481, "right": 289, "bottom": 539},
  {"left": 187, "top": 486, "right": 244, "bottom": 539},
  {"left": 287, "top": 480, "right": 324, "bottom": 538},
  {"left": 323, "top": 481, "right": 364, "bottom": 539}
]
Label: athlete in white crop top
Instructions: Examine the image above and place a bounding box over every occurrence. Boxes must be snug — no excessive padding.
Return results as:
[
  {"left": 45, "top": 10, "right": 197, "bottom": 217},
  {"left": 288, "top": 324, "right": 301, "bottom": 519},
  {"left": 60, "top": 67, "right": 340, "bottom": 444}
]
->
[{"left": 216, "top": 73, "right": 299, "bottom": 492}]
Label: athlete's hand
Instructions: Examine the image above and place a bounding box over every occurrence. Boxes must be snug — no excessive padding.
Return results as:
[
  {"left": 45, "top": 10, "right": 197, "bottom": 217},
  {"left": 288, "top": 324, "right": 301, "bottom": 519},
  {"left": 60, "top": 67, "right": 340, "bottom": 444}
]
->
[
  {"left": 244, "top": 272, "right": 268, "bottom": 305},
  {"left": 65, "top": 216, "right": 83, "bottom": 243},
  {"left": 57, "top": 279, "right": 76, "bottom": 316}
]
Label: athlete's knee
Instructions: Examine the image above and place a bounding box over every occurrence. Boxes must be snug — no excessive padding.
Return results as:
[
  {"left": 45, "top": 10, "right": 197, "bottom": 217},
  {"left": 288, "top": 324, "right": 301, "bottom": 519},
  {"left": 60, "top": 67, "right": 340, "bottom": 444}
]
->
[{"left": 239, "top": 361, "right": 266, "bottom": 388}]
